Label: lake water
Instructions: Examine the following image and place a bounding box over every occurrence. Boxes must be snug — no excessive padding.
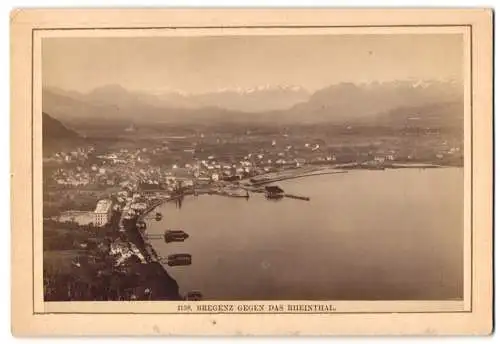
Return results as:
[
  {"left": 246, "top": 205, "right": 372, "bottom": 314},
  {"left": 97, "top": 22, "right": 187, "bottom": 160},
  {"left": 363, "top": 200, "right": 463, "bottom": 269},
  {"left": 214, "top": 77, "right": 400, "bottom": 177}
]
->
[{"left": 146, "top": 168, "right": 464, "bottom": 300}]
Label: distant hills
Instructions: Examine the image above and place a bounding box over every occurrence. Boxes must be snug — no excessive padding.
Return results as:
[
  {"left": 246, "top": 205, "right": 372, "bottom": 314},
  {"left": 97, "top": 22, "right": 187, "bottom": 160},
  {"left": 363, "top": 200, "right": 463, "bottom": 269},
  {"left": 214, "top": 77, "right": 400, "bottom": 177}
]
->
[
  {"left": 43, "top": 112, "right": 79, "bottom": 139},
  {"left": 43, "top": 86, "right": 244, "bottom": 127},
  {"left": 43, "top": 112, "right": 83, "bottom": 154},
  {"left": 282, "top": 80, "right": 463, "bottom": 123},
  {"left": 42, "top": 79, "right": 463, "bottom": 129}
]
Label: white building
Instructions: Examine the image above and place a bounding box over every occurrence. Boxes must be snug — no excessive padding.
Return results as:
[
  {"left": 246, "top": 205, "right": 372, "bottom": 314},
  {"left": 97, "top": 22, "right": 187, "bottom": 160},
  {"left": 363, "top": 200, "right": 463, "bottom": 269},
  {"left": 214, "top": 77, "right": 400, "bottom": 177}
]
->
[
  {"left": 130, "top": 202, "right": 148, "bottom": 211},
  {"left": 94, "top": 199, "right": 113, "bottom": 227}
]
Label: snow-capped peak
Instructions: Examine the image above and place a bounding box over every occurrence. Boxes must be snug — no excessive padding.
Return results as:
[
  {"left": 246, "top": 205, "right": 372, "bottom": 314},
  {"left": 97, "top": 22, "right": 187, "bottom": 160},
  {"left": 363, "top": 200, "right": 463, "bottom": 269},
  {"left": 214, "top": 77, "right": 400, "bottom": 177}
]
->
[
  {"left": 224, "top": 84, "right": 306, "bottom": 94},
  {"left": 153, "top": 84, "right": 307, "bottom": 96},
  {"left": 411, "top": 80, "right": 432, "bottom": 89}
]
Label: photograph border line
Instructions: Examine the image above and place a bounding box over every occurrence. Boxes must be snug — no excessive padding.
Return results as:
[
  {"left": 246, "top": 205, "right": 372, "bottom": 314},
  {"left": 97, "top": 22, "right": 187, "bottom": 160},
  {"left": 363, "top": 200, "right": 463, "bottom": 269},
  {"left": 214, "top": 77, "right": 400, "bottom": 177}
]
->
[{"left": 33, "top": 24, "right": 474, "bottom": 315}]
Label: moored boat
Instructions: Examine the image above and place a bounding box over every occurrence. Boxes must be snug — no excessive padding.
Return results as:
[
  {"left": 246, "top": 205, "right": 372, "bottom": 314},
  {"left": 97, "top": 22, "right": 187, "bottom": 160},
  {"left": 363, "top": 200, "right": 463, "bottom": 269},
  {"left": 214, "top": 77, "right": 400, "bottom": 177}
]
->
[
  {"left": 168, "top": 253, "right": 191, "bottom": 260},
  {"left": 185, "top": 290, "right": 203, "bottom": 301},
  {"left": 167, "top": 253, "right": 192, "bottom": 266},
  {"left": 164, "top": 230, "right": 190, "bottom": 242}
]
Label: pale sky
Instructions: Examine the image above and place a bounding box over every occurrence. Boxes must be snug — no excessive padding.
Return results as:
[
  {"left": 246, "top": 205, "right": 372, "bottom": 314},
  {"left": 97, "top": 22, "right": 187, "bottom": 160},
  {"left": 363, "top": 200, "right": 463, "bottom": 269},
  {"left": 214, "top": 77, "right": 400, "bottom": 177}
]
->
[{"left": 42, "top": 34, "right": 464, "bottom": 94}]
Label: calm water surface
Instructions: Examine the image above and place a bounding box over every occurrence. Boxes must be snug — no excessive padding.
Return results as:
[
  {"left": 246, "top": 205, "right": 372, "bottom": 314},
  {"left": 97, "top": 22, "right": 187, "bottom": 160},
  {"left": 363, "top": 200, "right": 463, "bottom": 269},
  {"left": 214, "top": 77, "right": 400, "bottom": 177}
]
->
[{"left": 146, "top": 168, "right": 464, "bottom": 300}]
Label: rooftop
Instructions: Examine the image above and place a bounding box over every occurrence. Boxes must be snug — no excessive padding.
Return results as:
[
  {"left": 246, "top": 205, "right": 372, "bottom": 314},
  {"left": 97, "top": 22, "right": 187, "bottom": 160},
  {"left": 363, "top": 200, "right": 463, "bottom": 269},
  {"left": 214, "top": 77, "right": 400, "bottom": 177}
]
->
[{"left": 265, "top": 185, "right": 284, "bottom": 193}]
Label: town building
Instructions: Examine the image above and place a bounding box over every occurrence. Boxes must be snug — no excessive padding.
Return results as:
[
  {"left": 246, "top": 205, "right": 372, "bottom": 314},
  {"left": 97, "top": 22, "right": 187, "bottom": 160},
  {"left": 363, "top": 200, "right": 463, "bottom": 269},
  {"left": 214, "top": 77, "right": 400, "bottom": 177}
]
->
[
  {"left": 94, "top": 199, "right": 113, "bottom": 227},
  {"left": 130, "top": 202, "right": 148, "bottom": 211}
]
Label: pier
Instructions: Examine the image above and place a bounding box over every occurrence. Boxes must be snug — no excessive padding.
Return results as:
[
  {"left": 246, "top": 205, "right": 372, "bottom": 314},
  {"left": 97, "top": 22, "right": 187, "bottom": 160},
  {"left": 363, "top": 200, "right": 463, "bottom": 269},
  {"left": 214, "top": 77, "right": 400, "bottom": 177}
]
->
[
  {"left": 284, "top": 194, "right": 310, "bottom": 201},
  {"left": 249, "top": 169, "right": 347, "bottom": 186},
  {"left": 145, "top": 233, "right": 164, "bottom": 240},
  {"left": 138, "top": 199, "right": 166, "bottom": 221},
  {"left": 216, "top": 190, "right": 250, "bottom": 199}
]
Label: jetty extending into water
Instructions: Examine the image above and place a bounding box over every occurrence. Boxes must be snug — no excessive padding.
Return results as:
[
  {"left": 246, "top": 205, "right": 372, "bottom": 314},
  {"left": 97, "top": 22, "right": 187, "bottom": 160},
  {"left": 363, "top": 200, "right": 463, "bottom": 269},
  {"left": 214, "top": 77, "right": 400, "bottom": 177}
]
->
[
  {"left": 284, "top": 194, "right": 310, "bottom": 201},
  {"left": 217, "top": 188, "right": 250, "bottom": 199},
  {"left": 248, "top": 169, "right": 347, "bottom": 186}
]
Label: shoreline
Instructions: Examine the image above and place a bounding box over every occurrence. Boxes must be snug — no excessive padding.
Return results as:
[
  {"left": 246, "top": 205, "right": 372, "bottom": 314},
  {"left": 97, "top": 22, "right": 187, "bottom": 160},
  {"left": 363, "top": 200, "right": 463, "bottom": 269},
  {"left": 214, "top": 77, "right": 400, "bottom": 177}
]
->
[
  {"left": 117, "top": 196, "right": 189, "bottom": 300},
  {"left": 132, "top": 164, "right": 462, "bottom": 300},
  {"left": 137, "top": 165, "right": 459, "bottom": 219},
  {"left": 137, "top": 195, "right": 185, "bottom": 258},
  {"left": 135, "top": 166, "right": 462, "bottom": 301},
  {"left": 242, "top": 163, "right": 454, "bottom": 187},
  {"left": 134, "top": 164, "right": 460, "bottom": 265},
  {"left": 247, "top": 170, "right": 348, "bottom": 186}
]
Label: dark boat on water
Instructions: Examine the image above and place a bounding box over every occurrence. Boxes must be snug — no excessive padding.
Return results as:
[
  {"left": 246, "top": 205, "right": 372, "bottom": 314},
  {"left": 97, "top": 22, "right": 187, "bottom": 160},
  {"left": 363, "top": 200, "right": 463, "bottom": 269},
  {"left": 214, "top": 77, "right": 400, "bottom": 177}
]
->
[
  {"left": 185, "top": 290, "right": 203, "bottom": 301},
  {"left": 164, "top": 230, "right": 190, "bottom": 243},
  {"left": 167, "top": 259, "right": 192, "bottom": 267},
  {"left": 155, "top": 212, "right": 163, "bottom": 221},
  {"left": 167, "top": 253, "right": 192, "bottom": 266},
  {"left": 165, "top": 230, "right": 189, "bottom": 236},
  {"left": 168, "top": 253, "right": 191, "bottom": 260}
]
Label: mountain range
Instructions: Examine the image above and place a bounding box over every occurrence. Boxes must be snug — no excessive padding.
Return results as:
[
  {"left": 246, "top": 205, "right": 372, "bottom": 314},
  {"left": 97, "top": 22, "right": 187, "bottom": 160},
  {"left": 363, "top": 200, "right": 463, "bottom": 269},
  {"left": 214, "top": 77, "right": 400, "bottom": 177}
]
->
[
  {"left": 44, "top": 83, "right": 310, "bottom": 114},
  {"left": 42, "top": 79, "right": 463, "bottom": 129}
]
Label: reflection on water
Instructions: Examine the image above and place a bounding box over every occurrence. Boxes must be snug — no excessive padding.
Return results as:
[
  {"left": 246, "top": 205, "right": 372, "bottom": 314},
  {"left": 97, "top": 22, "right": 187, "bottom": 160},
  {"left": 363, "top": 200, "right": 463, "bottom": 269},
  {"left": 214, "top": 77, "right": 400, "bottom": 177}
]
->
[
  {"left": 146, "top": 168, "right": 464, "bottom": 301},
  {"left": 175, "top": 196, "right": 184, "bottom": 209}
]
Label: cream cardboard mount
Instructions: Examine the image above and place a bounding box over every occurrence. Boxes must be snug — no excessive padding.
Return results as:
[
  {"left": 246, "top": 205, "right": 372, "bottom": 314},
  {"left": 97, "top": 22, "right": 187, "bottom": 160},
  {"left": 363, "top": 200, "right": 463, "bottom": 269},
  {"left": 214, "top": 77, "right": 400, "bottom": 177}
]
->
[{"left": 10, "top": 8, "right": 493, "bottom": 336}]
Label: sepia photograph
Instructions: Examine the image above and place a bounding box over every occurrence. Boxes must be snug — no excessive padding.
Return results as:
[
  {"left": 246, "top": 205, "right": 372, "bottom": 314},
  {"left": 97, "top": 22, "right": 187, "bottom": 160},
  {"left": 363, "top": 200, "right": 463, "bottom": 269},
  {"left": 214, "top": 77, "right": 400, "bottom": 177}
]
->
[
  {"left": 41, "top": 32, "right": 466, "bottom": 303},
  {"left": 10, "top": 9, "right": 492, "bottom": 336}
]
